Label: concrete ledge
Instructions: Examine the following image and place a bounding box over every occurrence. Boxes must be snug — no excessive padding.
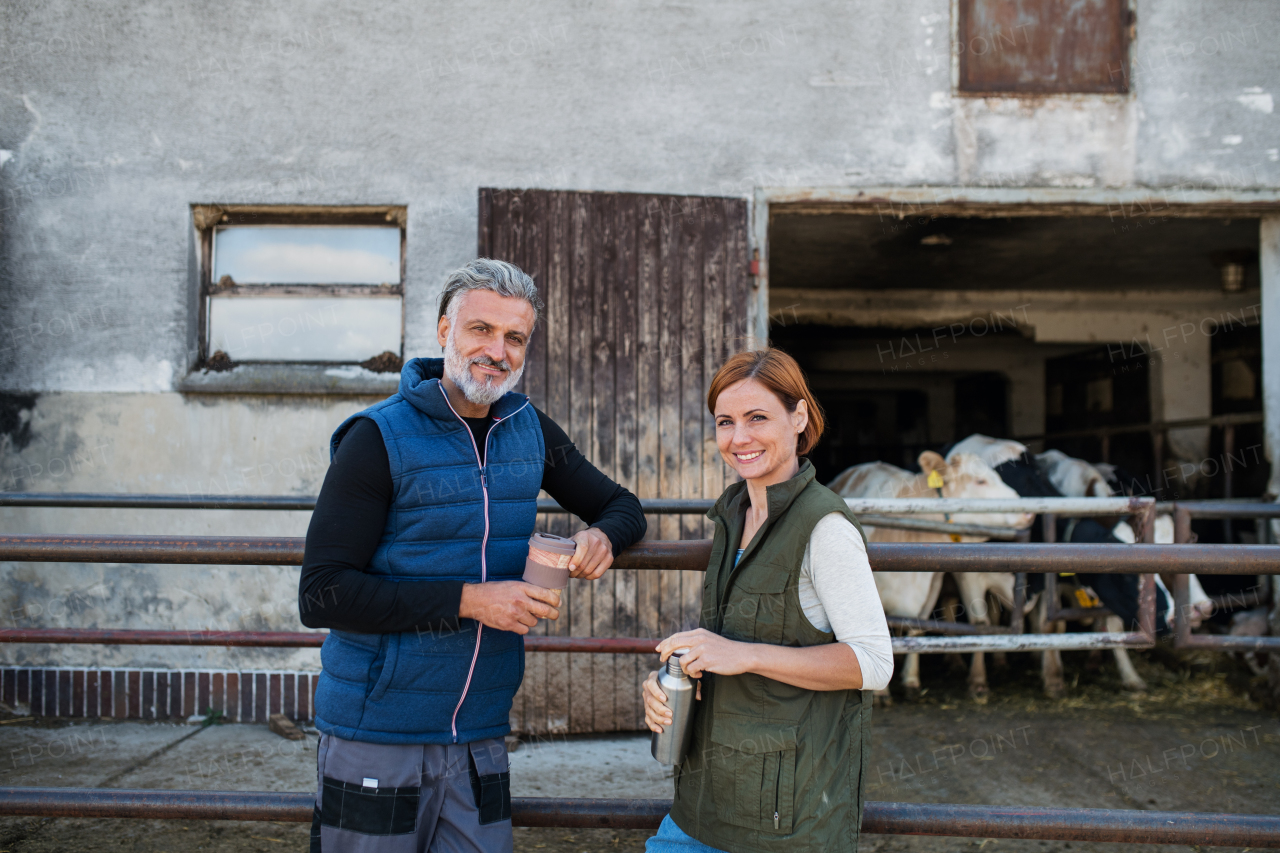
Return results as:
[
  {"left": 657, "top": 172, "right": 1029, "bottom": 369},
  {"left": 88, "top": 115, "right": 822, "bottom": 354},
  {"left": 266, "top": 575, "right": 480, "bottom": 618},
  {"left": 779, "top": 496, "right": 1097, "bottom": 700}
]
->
[{"left": 177, "top": 364, "right": 397, "bottom": 396}]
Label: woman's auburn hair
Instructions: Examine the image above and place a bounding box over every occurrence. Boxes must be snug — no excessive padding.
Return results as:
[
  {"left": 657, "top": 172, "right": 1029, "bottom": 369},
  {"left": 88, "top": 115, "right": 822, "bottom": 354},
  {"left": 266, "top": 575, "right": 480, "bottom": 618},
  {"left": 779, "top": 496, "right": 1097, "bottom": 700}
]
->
[{"left": 706, "top": 348, "right": 826, "bottom": 456}]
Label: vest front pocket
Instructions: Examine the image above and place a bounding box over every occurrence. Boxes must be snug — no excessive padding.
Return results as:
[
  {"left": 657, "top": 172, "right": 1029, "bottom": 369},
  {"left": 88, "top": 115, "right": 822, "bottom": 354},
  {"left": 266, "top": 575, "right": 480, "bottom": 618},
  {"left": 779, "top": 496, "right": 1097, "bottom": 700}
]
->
[
  {"left": 708, "top": 717, "right": 797, "bottom": 834},
  {"left": 366, "top": 634, "right": 401, "bottom": 702}
]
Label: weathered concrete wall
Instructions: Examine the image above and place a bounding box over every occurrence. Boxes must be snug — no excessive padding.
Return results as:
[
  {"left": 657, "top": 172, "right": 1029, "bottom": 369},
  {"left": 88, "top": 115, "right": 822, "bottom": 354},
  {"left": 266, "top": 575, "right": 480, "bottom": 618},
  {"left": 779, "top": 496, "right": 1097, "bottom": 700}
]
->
[
  {"left": 0, "top": 0, "right": 1276, "bottom": 670},
  {"left": 1, "top": 1, "right": 1276, "bottom": 393},
  {"left": 0, "top": 392, "right": 377, "bottom": 669}
]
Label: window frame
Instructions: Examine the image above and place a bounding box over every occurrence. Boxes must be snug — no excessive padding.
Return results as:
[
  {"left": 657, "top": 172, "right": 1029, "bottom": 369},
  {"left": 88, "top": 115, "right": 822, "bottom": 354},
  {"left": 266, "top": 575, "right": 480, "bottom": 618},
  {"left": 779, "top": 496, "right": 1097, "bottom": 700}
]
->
[{"left": 191, "top": 204, "right": 408, "bottom": 367}]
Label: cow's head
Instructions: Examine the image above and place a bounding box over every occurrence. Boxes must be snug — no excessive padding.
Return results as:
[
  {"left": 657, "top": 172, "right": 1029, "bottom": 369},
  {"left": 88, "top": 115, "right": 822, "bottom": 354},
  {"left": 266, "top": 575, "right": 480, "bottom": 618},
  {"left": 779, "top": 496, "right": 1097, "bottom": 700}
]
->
[
  {"left": 919, "top": 450, "right": 1035, "bottom": 530},
  {"left": 1036, "top": 450, "right": 1113, "bottom": 498}
]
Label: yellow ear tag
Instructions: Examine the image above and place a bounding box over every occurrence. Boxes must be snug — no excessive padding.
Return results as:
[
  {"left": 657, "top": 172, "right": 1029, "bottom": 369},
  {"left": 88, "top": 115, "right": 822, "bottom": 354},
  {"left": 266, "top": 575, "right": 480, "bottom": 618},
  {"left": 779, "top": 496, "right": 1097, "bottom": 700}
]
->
[
  {"left": 927, "top": 470, "right": 944, "bottom": 490},
  {"left": 1074, "top": 588, "right": 1101, "bottom": 608}
]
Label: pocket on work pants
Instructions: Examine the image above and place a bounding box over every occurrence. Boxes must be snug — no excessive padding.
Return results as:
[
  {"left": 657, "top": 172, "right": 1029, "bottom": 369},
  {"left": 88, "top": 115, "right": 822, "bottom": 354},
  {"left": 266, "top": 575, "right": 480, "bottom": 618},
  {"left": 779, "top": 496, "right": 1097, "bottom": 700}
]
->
[
  {"left": 467, "top": 738, "right": 512, "bottom": 825},
  {"left": 314, "top": 733, "right": 423, "bottom": 849}
]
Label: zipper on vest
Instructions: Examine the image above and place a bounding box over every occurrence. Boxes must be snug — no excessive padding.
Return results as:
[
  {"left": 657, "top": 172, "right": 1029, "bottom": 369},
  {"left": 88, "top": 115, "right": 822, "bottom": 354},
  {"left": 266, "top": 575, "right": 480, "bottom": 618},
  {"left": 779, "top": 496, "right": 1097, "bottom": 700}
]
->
[
  {"left": 772, "top": 753, "right": 782, "bottom": 829},
  {"left": 437, "top": 384, "right": 531, "bottom": 743}
]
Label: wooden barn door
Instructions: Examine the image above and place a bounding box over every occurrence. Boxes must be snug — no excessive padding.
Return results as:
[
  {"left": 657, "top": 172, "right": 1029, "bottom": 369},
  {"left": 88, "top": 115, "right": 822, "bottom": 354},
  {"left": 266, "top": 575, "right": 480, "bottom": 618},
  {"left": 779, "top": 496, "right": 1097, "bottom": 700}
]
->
[{"left": 478, "top": 188, "right": 752, "bottom": 736}]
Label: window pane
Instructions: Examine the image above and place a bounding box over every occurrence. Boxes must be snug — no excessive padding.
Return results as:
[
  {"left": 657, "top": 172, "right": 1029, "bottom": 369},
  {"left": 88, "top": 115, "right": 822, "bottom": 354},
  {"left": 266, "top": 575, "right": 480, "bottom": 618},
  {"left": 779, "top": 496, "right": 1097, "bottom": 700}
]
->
[
  {"left": 209, "top": 296, "right": 402, "bottom": 361},
  {"left": 213, "top": 226, "right": 401, "bottom": 284}
]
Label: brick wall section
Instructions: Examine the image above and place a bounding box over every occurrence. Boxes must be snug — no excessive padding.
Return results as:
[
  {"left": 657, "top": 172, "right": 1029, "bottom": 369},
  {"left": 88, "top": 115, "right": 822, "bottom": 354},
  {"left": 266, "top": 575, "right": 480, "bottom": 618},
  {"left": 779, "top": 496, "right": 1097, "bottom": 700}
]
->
[{"left": 0, "top": 669, "right": 319, "bottom": 722}]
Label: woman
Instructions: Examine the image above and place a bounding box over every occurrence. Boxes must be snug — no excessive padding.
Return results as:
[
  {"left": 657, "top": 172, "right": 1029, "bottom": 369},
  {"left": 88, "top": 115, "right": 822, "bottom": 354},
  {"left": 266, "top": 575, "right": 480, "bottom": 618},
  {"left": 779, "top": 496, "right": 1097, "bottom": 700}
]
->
[{"left": 642, "top": 348, "right": 893, "bottom": 853}]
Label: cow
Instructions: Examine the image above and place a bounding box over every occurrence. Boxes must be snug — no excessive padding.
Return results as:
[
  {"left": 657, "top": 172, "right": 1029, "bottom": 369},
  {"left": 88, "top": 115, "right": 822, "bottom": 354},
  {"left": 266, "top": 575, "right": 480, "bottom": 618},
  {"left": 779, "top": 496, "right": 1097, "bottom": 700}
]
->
[
  {"left": 1094, "top": 461, "right": 1215, "bottom": 630},
  {"left": 1036, "top": 450, "right": 1214, "bottom": 629},
  {"left": 944, "top": 437, "right": 1150, "bottom": 695},
  {"left": 830, "top": 450, "right": 1034, "bottom": 704}
]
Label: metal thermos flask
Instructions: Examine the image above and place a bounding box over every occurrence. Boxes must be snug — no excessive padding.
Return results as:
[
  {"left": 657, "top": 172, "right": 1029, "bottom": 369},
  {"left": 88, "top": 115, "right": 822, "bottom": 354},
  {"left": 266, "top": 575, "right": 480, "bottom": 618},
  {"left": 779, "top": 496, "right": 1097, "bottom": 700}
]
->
[{"left": 650, "top": 649, "right": 696, "bottom": 766}]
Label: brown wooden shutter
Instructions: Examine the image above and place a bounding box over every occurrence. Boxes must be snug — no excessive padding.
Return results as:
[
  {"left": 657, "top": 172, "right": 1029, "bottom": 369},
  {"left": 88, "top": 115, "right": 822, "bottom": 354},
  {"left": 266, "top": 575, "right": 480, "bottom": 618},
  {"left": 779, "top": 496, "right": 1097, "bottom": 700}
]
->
[
  {"left": 958, "top": 0, "right": 1132, "bottom": 95},
  {"left": 478, "top": 188, "right": 751, "bottom": 735}
]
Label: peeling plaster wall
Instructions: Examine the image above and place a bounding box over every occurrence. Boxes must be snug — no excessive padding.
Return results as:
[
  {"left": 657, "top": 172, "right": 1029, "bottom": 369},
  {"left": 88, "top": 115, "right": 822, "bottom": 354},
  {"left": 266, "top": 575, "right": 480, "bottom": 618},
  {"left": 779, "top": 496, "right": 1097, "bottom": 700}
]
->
[{"left": 0, "top": 0, "right": 1277, "bottom": 670}]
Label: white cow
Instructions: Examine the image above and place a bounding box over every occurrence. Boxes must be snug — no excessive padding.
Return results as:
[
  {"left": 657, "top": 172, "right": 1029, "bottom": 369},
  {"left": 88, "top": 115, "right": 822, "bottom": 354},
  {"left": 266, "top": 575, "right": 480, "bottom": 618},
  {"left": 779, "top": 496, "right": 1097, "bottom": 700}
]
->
[
  {"left": 830, "top": 450, "right": 1034, "bottom": 704},
  {"left": 947, "top": 434, "right": 1028, "bottom": 470},
  {"left": 940, "top": 435, "right": 1041, "bottom": 699},
  {"left": 1035, "top": 449, "right": 1112, "bottom": 498}
]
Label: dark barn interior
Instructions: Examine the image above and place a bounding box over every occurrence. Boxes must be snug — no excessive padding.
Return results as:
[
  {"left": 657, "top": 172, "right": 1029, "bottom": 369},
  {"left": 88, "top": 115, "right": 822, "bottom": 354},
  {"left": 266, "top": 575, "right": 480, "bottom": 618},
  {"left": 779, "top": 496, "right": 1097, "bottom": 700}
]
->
[{"left": 768, "top": 212, "right": 1264, "bottom": 542}]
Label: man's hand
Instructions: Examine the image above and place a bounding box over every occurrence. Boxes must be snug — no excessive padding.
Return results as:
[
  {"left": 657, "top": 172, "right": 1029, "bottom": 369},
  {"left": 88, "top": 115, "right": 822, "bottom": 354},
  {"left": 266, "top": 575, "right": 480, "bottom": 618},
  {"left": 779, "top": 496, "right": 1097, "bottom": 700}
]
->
[
  {"left": 569, "top": 528, "right": 613, "bottom": 580},
  {"left": 459, "top": 581, "right": 560, "bottom": 635}
]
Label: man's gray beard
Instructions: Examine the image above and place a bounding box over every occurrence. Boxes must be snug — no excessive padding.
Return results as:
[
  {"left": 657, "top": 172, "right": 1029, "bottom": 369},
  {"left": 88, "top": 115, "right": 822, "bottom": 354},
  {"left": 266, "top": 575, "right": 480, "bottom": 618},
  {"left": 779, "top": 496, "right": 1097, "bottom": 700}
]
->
[{"left": 443, "top": 333, "right": 524, "bottom": 407}]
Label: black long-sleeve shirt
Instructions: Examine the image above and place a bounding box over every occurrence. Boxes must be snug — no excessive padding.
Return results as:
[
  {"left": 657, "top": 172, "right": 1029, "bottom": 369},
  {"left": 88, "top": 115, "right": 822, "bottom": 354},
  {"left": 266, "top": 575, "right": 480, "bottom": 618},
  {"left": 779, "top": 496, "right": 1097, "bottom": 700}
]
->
[{"left": 298, "top": 408, "right": 646, "bottom": 634}]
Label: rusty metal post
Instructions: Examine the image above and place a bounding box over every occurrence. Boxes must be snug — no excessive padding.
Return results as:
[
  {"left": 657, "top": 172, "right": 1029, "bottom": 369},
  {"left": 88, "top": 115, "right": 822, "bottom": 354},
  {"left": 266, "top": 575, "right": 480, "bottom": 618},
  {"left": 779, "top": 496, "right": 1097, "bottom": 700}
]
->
[
  {"left": 1222, "top": 424, "right": 1235, "bottom": 543},
  {"left": 1173, "top": 573, "right": 1193, "bottom": 649},
  {"left": 1012, "top": 573, "right": 1026, "bottom": 634},
  {"left": 1041, "top": 512, "right": 1058, "bottom": 623},
  {"left": 1137, "top": 572, "right": 1157, "bottom": 643},
  {"left": 1173, "top": 506, "right": 1193, "bottom": 544}
]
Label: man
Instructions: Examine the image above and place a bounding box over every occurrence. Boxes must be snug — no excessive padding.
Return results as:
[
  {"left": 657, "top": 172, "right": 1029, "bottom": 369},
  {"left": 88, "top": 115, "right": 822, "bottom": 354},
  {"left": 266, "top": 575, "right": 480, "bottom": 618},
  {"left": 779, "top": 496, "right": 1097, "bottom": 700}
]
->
[{"left": 299, "top": 258, "right": 646, "bottom": 852}]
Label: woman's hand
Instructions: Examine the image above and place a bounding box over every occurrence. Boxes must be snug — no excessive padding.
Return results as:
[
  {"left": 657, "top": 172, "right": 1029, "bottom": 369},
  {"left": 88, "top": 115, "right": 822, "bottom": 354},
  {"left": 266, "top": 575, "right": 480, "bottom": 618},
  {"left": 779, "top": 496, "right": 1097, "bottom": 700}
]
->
[
  {"left": 642, "top": 669, "right": 669, "bottom": 733},
  {"left": 657, "top": 628, "right": 755, "bottom": 679}
]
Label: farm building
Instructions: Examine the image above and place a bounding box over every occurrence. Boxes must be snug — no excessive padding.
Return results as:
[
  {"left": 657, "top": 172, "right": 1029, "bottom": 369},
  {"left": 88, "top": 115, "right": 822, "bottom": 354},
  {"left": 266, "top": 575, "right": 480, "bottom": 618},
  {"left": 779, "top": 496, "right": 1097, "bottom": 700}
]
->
[{"left": 0, "top": 0, "right": 1278, "bottom": 737}]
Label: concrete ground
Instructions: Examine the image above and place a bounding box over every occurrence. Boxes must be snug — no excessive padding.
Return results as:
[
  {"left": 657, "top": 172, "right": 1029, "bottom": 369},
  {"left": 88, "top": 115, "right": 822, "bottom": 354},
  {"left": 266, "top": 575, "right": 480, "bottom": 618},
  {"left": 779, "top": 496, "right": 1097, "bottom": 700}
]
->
[{"left": 0, "top": 649, "right": 1277, "bottom": 852}]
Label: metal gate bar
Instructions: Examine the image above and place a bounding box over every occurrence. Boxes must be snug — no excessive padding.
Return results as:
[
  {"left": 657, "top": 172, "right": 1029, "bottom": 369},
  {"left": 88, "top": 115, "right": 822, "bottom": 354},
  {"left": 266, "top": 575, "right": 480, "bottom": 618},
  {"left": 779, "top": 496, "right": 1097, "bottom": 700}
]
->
[
  {"left": 0, "top": 789, "right": 1276, "bottom": 846},
  {"left": 2, "top": 535, "right": 1275, "bottom": 575},
  {"left": 1171, "top": 505, "right": 1280, "bottom": 651},
  {"left": 0, "top": 627, "right": 1159, "bottom": 655}
]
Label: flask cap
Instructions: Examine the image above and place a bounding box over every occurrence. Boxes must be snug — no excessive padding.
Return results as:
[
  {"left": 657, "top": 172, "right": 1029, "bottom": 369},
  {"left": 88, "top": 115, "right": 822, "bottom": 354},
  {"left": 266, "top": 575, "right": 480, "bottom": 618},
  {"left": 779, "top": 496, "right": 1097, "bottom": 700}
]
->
[{"left": 667, "top": 648, "right": 691, "bottom": 677}]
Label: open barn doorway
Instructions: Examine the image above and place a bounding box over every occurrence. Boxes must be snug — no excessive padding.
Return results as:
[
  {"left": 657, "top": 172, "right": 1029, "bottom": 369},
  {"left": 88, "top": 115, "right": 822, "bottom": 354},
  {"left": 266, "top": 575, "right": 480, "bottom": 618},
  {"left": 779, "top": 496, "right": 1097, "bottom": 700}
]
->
[{"left": 764, "top": 205, "right": 1264, "bottom": 515}]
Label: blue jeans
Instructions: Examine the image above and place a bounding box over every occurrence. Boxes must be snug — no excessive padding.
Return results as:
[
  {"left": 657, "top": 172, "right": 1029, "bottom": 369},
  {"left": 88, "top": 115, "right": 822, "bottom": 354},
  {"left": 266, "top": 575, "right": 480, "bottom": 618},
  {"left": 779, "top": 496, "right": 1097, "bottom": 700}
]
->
[{"left": 645, "top": 815, "right": 730, "bottom": 853}]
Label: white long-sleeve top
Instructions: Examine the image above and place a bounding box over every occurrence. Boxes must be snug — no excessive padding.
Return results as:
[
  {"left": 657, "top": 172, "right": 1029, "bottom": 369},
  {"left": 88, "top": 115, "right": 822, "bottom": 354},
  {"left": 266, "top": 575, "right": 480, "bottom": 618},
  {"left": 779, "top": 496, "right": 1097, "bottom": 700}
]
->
[{"left": 797, "top": 512, "right": 895, "bottom": 692}]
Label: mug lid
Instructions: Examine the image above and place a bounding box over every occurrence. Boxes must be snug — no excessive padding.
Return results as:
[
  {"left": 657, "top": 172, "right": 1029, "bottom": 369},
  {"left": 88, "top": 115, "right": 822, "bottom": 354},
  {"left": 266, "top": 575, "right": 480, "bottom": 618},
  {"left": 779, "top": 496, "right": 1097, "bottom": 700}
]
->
[{"left": 530, "top": 532, "right": 578, "bottom": 556}]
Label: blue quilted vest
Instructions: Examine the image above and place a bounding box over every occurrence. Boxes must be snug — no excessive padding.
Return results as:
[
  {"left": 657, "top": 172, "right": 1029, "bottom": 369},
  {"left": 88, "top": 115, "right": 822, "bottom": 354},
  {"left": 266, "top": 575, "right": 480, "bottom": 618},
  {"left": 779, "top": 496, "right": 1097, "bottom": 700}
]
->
[{"left": 312, "top": 357, "right": 545, "bottom": 745}]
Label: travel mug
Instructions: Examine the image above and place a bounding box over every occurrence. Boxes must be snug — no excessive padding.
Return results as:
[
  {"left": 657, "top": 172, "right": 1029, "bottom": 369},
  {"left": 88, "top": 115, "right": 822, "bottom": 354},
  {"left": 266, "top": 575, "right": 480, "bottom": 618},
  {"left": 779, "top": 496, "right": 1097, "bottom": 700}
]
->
[
  {"left": 650, "top": 649, "right": 696, "bottom": 766},
  {"left": 523, "top": 532, "right": 577, "bottom": 591}
]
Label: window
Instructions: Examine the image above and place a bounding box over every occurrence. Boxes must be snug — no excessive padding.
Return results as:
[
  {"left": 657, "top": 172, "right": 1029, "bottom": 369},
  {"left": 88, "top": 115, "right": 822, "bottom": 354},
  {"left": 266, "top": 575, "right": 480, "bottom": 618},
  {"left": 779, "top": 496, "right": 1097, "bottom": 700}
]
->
[
  {"left": 956, "top": 0, "right": 1133, "bottom": 95},
  {"left": 192, "top": 205, "right": 406, "bottom": 370}
]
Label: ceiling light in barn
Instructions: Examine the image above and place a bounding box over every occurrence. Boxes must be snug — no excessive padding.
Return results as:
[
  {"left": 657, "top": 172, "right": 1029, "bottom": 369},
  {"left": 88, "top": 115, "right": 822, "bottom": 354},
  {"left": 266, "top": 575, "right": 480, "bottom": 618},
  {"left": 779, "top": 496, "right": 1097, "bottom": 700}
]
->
[
  {"left": 920, "top": 234, "right": 952, "bottom": 246},
  {"left": 1221, "top": 262, "right": 1245, "bottom": 292}
]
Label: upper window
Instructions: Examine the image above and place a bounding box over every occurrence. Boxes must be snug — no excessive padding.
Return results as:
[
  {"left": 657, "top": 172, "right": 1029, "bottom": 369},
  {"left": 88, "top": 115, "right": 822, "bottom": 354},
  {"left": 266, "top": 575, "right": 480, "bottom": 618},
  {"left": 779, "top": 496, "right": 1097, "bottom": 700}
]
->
[
  {"left": 193, "top": 206, "right": 406, "bottom": 369},
  {"left": 956, "top": 0, "right": 1132, "bottom": 95}
]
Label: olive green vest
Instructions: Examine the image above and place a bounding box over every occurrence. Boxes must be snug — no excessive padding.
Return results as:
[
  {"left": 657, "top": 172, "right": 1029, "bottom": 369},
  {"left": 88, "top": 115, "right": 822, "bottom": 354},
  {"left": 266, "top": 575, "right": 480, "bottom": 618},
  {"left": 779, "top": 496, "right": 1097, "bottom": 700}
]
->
[{"left": 669, "top": 460, "right": 872, "bottom": 853}]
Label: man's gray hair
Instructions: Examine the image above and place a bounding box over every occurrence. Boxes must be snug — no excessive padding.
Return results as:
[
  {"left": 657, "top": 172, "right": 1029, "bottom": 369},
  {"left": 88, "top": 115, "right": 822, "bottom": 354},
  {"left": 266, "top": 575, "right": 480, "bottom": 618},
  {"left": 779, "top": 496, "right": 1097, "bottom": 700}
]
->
[{"left": 438, "top": 258, "right": 543, "bottom": 327}]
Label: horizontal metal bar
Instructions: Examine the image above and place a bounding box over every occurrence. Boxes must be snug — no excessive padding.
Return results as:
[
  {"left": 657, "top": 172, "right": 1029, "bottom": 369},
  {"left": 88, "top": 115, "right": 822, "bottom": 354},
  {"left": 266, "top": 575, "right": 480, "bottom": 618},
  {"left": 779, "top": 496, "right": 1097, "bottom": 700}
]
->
[
  {"left": 845, "top": 497, "right": 1150, "bottom": 515},
  {"left": 1172, "top": 501, "right": 1280, "bottom": 520},
  {"left": 1, "top": 493, "right": 1152, "bottom": 517},
  {"left": 1, "top": 789, "right": 1277, "bottom": 846},
  {"left": 894, "top": 632, "right": 1150, "bottom": 653},
  {"left": 884, "top": 616, "right": 1010, "bottom": 635},
  {"left": 0, "top": 629, "right": 662, "bottom": 655},
  {"left": 1, "top": 536, "right": 1276, "bottom": 575},
  {"left": 858, "top": 515, "right": 1023, "bottom": 539},
  {"left": 1176, "top": 634, "right": 1280, "bottom": 652},
  {"left": 1014, "top": 411, "right": 1263, "bottom": 442},
  {"left": 0, "top": 629, "right": 325, "bottom": 647},
  {"left": 0, "top": 627, "right": 1157, "bottom": 655},
  {"left": 0, "top": 493, "right": 320, "bottom": 510},
  {"left": 866, "top": 800, "right": 1280, "bottom": 847}
]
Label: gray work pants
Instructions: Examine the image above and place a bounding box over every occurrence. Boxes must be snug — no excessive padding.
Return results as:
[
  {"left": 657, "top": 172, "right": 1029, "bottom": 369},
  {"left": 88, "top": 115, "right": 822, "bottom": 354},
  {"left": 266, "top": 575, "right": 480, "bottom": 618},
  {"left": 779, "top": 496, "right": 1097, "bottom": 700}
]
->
[{"left": 311, "top": 733, "right": 512, "bottom": 853}]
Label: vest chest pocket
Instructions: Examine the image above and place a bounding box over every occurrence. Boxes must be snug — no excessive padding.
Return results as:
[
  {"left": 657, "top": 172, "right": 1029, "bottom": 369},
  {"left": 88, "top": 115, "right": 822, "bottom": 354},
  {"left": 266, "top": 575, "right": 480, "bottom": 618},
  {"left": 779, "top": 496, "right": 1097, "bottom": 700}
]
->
[
  {"left": 709, "top": 717, "right": 797, "bottom": 834},
  {"left": 724, "top": 565, "right": 790, "bottom": 646}
]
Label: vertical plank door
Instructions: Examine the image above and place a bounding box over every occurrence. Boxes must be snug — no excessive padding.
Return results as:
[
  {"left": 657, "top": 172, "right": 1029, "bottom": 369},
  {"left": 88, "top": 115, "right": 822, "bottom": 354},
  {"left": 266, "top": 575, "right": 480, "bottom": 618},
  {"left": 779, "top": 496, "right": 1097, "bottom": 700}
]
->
[{"left": 478, "top": 188, "right": 751, "bottom": 736}]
